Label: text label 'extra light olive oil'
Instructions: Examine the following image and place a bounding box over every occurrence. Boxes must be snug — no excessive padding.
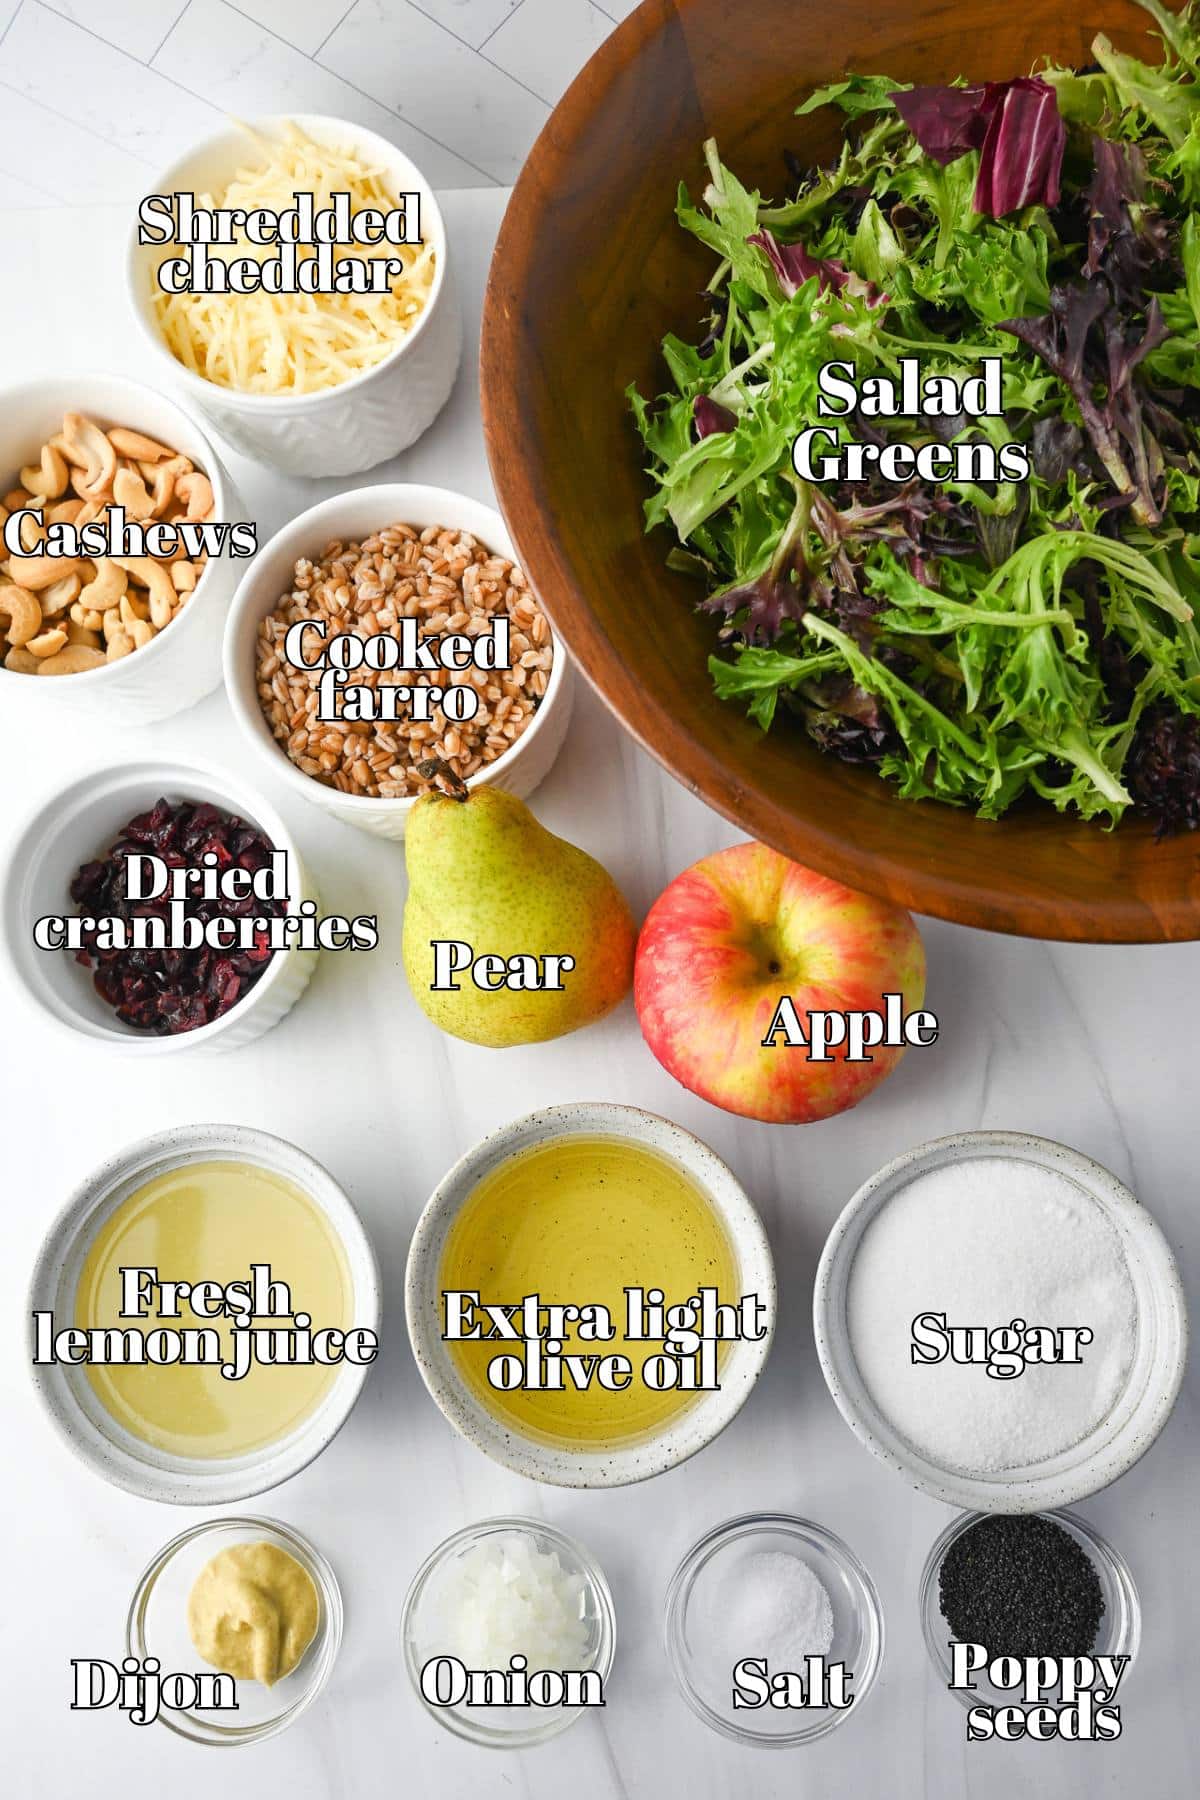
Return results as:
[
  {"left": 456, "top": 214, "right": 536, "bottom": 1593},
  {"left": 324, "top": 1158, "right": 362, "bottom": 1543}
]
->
[{"left": 438, "top": 1134, "right": 739, "bottom": 1450}]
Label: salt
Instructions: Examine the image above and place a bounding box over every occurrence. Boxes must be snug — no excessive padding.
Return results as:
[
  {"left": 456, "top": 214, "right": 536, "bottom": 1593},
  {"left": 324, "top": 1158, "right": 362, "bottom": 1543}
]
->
[
  {"left": 846, "top": 1156, "right": 1137, "bottom": 1474},
  {"left": 699, "top": 1548, "right": 834, "bottom": 1690}
]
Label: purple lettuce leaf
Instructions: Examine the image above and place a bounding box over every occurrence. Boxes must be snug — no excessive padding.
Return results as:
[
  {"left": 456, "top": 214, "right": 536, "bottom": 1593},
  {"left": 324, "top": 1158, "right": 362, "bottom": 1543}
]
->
[
  {"left": 891, "top": 83, "right": 993, "bottom": 164},
  {"left": 974, "top": 78, "right": 1065, "bottom": 217},
  {"left": 1083, "top": 136, "right": 1172, "bottom": 296},
  {"left": 891, "top": 76, "right": 1065, "bottom": 218},
  {"left": 693, "top": 394, "right": 738, "bottom": 438},
  {"left": 1127, "top": 703, "right": 1200, "bottom": 836},
  {"left": 747, "top": 228, "right": 886, "bottom": 306},
  {"left": 1000, "top": 281, "right": 1169, "bottom": 524}
]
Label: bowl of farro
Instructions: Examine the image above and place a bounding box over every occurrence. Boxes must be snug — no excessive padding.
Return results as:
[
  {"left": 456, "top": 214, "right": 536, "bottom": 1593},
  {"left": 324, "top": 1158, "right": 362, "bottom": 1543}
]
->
[{"left": 223, "top": 484, "right": 573, "bottom": 840}]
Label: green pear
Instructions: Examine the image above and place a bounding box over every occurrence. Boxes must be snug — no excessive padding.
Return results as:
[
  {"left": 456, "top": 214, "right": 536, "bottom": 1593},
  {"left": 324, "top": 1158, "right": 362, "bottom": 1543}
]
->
[{"left": 403, "top": 787, "right": 636, "bottom": 1047}]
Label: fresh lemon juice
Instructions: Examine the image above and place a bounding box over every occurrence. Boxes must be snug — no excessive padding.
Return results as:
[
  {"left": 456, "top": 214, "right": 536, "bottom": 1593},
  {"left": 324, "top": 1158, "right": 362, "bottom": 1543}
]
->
[
  {"left": 439, "top": 1134, "right": 739, "bottom": 1449},
  {"left": 76, "top": 1159, "right": 350, "bottom": 1459}
]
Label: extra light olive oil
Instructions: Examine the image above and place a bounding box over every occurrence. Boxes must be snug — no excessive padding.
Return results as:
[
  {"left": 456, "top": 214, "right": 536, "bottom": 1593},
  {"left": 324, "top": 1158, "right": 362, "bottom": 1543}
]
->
[{"left": 439, "top": 1134, "right": 739, "bottom": 1449}]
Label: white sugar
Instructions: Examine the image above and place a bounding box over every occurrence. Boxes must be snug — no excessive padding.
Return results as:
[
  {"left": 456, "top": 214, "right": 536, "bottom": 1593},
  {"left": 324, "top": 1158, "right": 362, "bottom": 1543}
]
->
[{"left": 846, "top": 1156, "right": 1137, "bottom": 1474}]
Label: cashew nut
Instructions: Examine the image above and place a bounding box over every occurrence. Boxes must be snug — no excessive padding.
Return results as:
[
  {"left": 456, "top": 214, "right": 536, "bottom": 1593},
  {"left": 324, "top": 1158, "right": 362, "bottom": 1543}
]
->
[
  {"left": 146, "top": 463, "right": 176, "bottom": 516},
  {"left": 28, "top": 626, "right": 68, "bottom": 659},
  {"left": 174, "top": 471, "right": 214, "bottom": 521},
  {"left": 79, "top": 558, "right": 126, "bottom": 612},
  {"left": 8, "top": 415, "right": 200, "bottom": 666},
  {"left": 6, "top": 589, "right": 43, "bottom": 646},
  {"left": 113, "top": 554, "right": 176, "bottom": 628},
  {"left": 46, "top": 498, "right": 84, "bottom": 526},
  {"left": 20, "top": 444, "right": 68, "bottom": 500},
  {"left": 37, "top": 645, "right": 106, "bottom": 675},
  {"left": 61, "top": 413, "right": 116, "bottom": 499},
  {"left": 109, "top": 427, "right": 173, "bottom": 462},
  {"left": 113, "top": 466, "right": 156, "bottom": 520},
  {"left": 119, "top": 589, "right": 149, "bottom": 626},
  {"left": 39, "top": 574, "right": 82, "bottom": 617},
  {"left": 16, "top": 511, "right": 45, "bottom": 553},
  {"left": 7, "top": 554, "right": 84, "bottom": 592}
]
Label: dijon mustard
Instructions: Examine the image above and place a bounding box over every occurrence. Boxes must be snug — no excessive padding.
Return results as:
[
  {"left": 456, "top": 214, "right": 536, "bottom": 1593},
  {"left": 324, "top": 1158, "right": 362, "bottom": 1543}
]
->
[{"left": 187, "top": 1541, "right": 319, "bottom": 1687}]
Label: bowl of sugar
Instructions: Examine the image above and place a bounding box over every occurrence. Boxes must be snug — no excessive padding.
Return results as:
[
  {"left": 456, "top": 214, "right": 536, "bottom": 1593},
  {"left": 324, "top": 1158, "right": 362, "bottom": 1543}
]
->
[{"left": 813, "top": 1131, "right": 1187, "bottom": 1512}]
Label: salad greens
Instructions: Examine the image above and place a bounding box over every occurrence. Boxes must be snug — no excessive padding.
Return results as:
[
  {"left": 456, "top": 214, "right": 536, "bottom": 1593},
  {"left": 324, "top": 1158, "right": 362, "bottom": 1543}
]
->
[{"left": 629, "top": 0, "right": 1200, "bottom": 831}]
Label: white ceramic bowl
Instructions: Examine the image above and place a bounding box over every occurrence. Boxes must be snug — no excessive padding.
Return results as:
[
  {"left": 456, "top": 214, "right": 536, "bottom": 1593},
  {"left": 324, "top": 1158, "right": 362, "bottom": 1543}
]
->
[
  {"left": 813, "top": 1131, "right": 1188, "bottom": 1512},
  {"left": 2, "top": 758, "right": 319, "bottom": 1053},
  {"left": 126, "top": 115, "right": 461, "bottom": 475},
  {"left": 223, "top": 482, "right": 574, "bottom": 839},
  {"left": 0, "top": 373, "right": 243, "bottom": 722},
  {"left": 405, "top": 1103, "right": 776, "bottom": 1488},
  {"left": 29, "top": 1124, "right": 380, "bottom": 1504}
]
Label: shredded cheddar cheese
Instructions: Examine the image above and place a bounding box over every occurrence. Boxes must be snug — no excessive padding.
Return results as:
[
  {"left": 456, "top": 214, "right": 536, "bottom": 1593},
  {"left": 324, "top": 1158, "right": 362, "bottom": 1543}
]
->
[{"left": 152, "top": 124, "right": 436, "bottom": 396}]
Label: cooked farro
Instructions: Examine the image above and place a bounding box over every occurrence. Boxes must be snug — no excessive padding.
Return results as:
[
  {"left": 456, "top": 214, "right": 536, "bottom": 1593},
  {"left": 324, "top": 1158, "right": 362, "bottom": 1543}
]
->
[{"left": 254, "top": 523, "right": 553, "bottom": 799}]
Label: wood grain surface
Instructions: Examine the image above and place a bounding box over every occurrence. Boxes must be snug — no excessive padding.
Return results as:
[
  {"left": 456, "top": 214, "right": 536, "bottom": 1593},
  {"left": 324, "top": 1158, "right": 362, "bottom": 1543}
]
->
[{"left": 481, "top": 0, "right": 1200, "bottom": 941}]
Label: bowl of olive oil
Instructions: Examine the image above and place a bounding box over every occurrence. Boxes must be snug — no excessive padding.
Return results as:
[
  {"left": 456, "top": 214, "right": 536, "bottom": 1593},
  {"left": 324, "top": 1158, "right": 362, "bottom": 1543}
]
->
[{"left": 405, "top": 1103, "right": 776, "bottom": 1487}]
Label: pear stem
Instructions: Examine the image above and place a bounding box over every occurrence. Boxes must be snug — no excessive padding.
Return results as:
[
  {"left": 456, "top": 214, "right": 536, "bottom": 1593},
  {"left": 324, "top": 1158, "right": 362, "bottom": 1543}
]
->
[{"left": 417, "top": 757, "right": 471, "bottom": 802}]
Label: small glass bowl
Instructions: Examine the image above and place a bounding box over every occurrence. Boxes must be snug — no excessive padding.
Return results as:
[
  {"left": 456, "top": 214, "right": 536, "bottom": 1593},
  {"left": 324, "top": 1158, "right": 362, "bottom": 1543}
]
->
[
  {"left": 919, "top": 1507, "right": 1141, "bottom": 1709},
  {"left": 400, "top": 1515, "right": 616, "bottom": 1749},
  {"left": 663, "top": 1513, "right": 884, "bottom": 1747},
  {"left": 127, "top": 1516, "right": 342, "bottom": 1745}
]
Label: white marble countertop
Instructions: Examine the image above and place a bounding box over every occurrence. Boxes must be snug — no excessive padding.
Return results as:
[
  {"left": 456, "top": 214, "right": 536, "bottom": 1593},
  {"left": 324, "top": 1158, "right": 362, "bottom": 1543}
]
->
[{"left": 0, "top": 188, "right": 1196, "bottom": 1800}]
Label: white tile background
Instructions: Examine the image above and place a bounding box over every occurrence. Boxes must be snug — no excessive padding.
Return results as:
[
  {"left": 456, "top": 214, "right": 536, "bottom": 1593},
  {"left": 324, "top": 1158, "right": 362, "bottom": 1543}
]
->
[{"left": 0, "top": 0, "right": 640, "bottom": 201}]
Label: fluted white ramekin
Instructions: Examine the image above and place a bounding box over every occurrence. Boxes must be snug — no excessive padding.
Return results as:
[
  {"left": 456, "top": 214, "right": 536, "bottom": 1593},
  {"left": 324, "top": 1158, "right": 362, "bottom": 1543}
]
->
[
  {"left": 224, "top": 482, "right": 574, "bottom": 840},
  {"left": 126, "top": 115, "right": 462, "bottom": 475},
  {"left": 2, "top": 757, "right": 318, "bottom": 1052},
  {"left": 0, "top": 372, "right": 243, "bottom": 722}
]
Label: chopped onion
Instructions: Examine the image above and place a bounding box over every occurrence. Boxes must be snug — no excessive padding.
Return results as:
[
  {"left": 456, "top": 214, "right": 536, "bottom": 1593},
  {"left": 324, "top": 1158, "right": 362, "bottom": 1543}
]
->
[{"left": 427, "top": 1533, "right": 591, "bottom": 1674}]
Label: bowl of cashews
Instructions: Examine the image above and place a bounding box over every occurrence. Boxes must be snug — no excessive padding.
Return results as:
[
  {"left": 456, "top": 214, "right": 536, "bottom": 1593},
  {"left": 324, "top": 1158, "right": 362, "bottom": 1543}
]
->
[{"left": 0, "top": 372, "right": 245, "bottom": 723}]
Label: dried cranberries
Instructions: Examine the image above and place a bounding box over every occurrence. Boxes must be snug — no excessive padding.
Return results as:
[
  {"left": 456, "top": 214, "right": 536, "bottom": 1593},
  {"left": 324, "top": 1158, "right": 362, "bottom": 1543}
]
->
[{"left": 69, "top": 797, "right": 285, "bottom": 1035}]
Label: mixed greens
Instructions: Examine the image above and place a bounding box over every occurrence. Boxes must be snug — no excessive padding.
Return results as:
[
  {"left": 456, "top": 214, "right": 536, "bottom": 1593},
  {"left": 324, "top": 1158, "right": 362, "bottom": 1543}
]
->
[{"left": 629, "top": 0, "right": 1200, "bottom": 830}]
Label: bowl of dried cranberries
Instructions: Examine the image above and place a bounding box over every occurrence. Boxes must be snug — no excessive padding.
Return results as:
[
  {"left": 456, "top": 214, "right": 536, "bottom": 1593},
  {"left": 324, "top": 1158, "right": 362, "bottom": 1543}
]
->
[{"left": 3, "top": 758, "right": 318, "bottom": 1051}]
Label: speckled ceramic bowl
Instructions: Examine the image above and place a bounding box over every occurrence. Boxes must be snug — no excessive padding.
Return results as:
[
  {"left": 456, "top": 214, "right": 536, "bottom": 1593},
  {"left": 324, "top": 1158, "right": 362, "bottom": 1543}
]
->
[
  {"left": 28, "top": 1124, "right": 380, "bottom": 1504},
  {"left": 813, "top": 1131, "right": 1188, "bottom": 1512},
  {"left": 404, "top": 1103, "right": 776, "bottom": 1488}
]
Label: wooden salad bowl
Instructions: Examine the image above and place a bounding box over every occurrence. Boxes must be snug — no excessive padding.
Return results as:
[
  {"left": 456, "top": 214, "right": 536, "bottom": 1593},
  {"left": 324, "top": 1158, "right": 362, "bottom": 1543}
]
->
[{"left": 481, "top": 0, "right": 1200, "bottom": 941}]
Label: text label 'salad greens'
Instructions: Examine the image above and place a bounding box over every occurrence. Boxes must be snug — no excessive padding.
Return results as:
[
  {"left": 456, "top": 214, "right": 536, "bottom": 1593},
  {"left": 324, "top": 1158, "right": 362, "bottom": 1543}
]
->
[{"left": 629, "top": 0, "right": 1200, "bottom": 832}]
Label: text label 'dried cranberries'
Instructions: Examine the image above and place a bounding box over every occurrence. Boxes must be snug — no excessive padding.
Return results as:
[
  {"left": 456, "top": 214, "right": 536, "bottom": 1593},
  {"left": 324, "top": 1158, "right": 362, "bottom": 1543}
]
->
[{"left": 69, "top": 798, "right": 286, "bottom": 1035}]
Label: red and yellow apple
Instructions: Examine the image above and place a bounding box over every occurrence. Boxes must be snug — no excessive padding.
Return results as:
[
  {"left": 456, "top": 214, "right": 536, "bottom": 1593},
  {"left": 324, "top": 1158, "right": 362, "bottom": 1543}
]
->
[{"left": 634, "top": 842, "right": 926, "bottom": 1124}]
